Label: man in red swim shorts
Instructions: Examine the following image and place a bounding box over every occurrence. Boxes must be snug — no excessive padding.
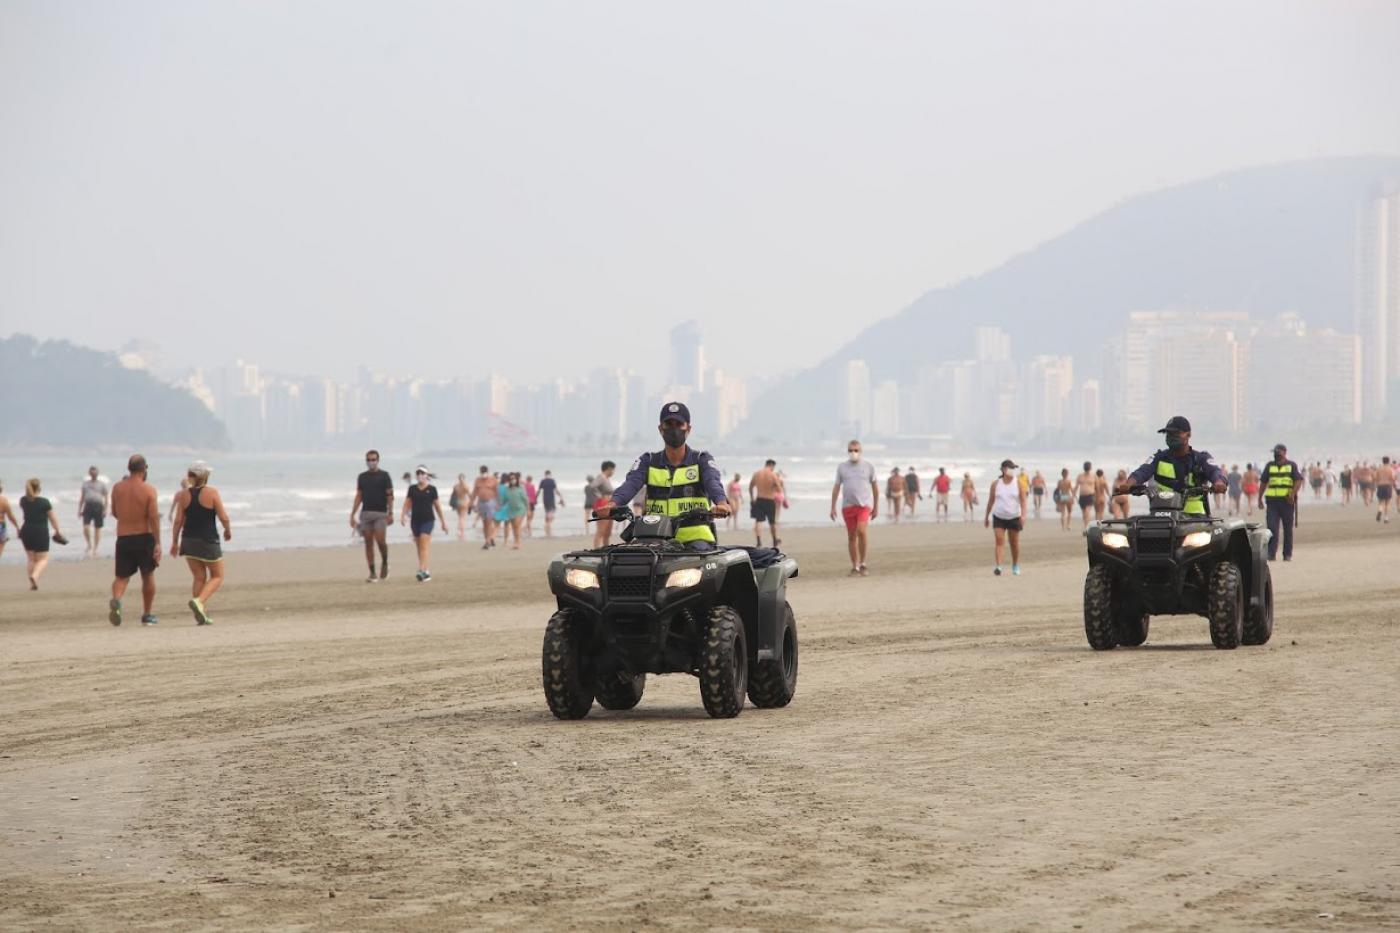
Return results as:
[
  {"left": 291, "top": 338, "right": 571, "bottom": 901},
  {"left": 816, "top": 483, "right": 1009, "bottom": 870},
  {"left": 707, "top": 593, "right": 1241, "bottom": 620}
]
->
[{"left": 830, "top": 439, "right": 880, "bottom": 576}]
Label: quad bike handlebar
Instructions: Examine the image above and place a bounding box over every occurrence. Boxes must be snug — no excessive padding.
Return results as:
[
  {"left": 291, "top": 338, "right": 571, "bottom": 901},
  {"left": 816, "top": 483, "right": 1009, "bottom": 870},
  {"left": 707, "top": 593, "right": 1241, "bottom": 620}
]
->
[
  {"left": 589, "top": 506, "right": 724, "bottom": 524},
  {"left": 1123, "top": 483, "right": 1212, "bottom": 497}
]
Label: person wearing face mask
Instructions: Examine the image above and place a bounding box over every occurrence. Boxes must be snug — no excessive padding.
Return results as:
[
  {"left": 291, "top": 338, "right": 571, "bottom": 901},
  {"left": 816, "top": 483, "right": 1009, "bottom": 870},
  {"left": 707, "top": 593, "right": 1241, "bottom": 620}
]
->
[
  {"left": 830, "top": 440, "right": 879, "bottom": 576},
  {"left": 1116, "top": 416, "right": 1226, "bottom": 517},
  {"left": 984, "top": 459, "right": 1027, "bottom": 576},
  {"left": 1258, "top": 443, "right": 1303, "bottom": 560},
  {"left": 601, "top": 402, "right": 732, "bottom": 548},
  {"left": 350, "top": 449, "right": 394, "bottom": 583}
]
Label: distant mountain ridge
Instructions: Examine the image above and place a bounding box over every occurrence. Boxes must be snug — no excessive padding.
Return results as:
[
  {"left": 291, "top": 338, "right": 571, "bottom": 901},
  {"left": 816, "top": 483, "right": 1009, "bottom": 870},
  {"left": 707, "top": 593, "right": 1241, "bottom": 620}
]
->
[
  {"left": 0, "top": 335, "right": 230, "bottom": 450},
  {"left": 738, "top": 155, "right": 1400, "bottom": 443}
]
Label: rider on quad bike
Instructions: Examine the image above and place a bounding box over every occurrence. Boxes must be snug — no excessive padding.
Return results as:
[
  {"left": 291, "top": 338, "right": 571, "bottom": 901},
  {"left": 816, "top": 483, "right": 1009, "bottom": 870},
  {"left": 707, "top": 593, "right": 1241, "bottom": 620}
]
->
[
  {"left": 1116, "top": 415, "right": 1227, "bottom": 513},
  {"left": 596, "top": 401, "right": 732, "bottom": 541}
]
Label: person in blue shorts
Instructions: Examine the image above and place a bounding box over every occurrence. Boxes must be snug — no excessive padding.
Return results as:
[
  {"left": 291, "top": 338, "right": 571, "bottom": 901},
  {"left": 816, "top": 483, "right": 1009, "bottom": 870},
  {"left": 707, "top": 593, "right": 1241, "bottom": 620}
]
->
[{"left": 401, "top": 466, "right": 447, "bottom": 582}]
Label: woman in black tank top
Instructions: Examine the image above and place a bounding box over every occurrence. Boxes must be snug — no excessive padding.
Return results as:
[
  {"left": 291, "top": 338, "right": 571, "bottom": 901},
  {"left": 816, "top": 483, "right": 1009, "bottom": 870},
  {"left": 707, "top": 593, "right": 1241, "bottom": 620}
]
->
[{"left": 170, "top": 462, "right": 232, "bottom": 625}]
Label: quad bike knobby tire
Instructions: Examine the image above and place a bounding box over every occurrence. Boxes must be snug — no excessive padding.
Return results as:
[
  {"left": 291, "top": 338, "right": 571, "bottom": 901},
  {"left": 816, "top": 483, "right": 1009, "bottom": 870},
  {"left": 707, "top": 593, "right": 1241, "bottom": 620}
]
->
[
  {"left": 699, "top": 605, "right": 748, "bottom": 718},
  {"left": 1208, "top": 562, "right": 1245, "bottom": 650},
  {"left": 1115, "top": 610, "right": 1150, "bottom": 648},
  {"left": 1083, "top": 564, "right": 1118, "bottom": 650},
  {"left": 1242, "top": 562, "right": 1274, "bottom": 646},
  {"left": 748, "top": 601, "right": 798, "bottom": 708},
  {"left": 543, "top": 609, "right": 595, "bottom": 719},
  {"left": 595, "top": 673, "right": 647, "bottom": 711}
]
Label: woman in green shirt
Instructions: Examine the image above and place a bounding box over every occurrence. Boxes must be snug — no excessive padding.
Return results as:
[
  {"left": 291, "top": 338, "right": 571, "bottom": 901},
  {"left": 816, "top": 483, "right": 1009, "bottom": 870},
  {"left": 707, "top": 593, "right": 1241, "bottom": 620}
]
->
[{"left": 501, "top": 473, "right": 528, "bottom": 550}]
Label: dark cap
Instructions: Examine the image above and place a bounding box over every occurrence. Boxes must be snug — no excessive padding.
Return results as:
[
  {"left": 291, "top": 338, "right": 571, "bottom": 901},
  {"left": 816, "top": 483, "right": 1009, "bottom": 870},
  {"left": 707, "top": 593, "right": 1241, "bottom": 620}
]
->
[
  {"left": 1273, "top": 442, "right": 1287, "bottom": 453},
  {"left": 1157, "top": 415, "right": 1191, "bottom": 433},
  {"left": 659, "top": 401, "right": 691, "bottom": 423},
  {"left": 1000, "top": 459, "right": 1018, "bottom": 470}
]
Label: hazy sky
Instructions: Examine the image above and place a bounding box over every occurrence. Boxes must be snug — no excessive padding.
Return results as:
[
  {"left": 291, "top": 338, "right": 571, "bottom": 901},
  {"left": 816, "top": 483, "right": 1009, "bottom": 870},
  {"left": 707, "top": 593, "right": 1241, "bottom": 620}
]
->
[{"left": 3, "top": 1, "right": 1398, "bottom": 386}]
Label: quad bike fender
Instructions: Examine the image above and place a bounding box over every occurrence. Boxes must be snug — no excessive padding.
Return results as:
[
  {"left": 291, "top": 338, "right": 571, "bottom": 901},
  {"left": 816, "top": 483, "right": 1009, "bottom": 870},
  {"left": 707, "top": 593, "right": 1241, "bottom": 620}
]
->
[
  {"left": 754, "top": 557, "right": 799, "bottom": 664},
  {"left": 1246, "top": 525, "right": 1273, "bottom": 611}
]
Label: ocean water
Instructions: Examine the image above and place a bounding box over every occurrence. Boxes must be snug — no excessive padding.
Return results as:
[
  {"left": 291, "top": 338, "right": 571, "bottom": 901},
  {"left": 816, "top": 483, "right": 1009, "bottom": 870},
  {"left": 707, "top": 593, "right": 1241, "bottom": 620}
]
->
[{"left": 0, "top": 445, "right": 1350, "bottom": 563}]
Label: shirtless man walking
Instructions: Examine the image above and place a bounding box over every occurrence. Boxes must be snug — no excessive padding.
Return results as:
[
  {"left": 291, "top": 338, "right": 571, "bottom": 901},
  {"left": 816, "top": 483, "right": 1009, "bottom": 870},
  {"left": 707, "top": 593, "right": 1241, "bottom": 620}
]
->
[
  {"left": 749, "top": 459, "right": 784, "bottom": 548},
  {"left": 108, "top": 454, "right": 161, "bottom": 626},
  {"left": 1074, "top": 462, "right": 1097, "bottom": 529},
  {"left": 1375, "top": 457, "right": 1396, "bottom": 523},
  {"left": 467, "top": 465, "right": 500, "bottom": 549}
]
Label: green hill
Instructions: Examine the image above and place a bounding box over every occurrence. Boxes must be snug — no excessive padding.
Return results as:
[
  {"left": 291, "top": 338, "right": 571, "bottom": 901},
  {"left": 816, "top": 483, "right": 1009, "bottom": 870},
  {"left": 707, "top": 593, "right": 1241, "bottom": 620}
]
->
[{"left": 0, "top": 335, "right": 230, "bottom": 449}]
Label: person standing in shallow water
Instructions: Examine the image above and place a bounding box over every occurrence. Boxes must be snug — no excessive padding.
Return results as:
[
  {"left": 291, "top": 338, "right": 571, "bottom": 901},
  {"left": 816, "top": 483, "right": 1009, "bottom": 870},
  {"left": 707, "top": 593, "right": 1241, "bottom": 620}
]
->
[{"left": 169, "top": 460, "right": 232, "bottom": 625}]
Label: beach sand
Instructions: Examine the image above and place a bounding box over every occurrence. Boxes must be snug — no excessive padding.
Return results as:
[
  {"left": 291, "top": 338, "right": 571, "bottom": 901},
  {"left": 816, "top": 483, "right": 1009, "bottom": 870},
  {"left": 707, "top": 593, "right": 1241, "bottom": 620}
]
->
[{"left": 2, "top": 507, "right": 1397, "bottom": 930}]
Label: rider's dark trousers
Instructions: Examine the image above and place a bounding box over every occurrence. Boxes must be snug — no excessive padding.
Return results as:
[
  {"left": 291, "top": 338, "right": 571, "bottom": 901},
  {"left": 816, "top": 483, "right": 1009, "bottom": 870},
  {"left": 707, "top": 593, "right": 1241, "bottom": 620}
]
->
[{"left": 1266, "top": 499, "right": 1294, "bottom": 559}]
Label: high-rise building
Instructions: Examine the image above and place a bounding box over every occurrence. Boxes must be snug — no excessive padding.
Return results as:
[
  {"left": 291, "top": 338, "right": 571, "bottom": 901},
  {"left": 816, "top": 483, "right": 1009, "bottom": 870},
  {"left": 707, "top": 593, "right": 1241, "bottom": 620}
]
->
[
  {"left": 670, "top": 320, "right": 706, "bottom": 392},
  {"left": 1356, "top": 183, "right": 1400, "bottom": 420},
  {"left": 974, "top": 325, "right": 1011, "bottom": 363},
  {"left": 871, "top": 380, "right": 901, "bottom": 436},
  {"left": 1158, "top": 326, "right": 1245, "bottom": 434},
  {"left": 1024, "top": 355, "right": 1075, "bottom": 432},
  {"left": 1248, "top": 317, "right": 1361, "bottom": 429},
  {"left": 837, "top": 360, "right": 871, "bottom": 437},
  {"left": 1108, "top": 311, "right": 1249, "bottom": 431}
]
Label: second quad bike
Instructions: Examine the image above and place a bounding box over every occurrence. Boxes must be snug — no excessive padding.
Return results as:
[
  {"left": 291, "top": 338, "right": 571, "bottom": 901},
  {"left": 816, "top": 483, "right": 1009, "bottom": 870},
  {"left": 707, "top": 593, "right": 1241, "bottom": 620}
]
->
[
  {"left": 1082, "top": 484, "right": 1275, "bottom": 650},
  {"left": 542, "top": 507, "right": 799, "bottom": 719}
]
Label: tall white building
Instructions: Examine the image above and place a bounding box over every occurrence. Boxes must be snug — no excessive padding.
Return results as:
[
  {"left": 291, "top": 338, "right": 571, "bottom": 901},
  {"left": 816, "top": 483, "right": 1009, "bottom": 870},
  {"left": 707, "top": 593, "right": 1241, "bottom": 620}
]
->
[
  {"left": 1024, "top": 355, "right": 1075, "bottom": 432},
  {"left": 1356, "top": 183, "right": 1400, "bottom": 420},
  {"left": 1248, "top": 318, "right": 1361, "bottom": 429},
  {"left": 975, "top": 325, "right": 1011, "bottom": 363},
  {"left": 871, "top": 379, "right": 901, "bottom": 436},
  {"left": 838, "top": 359, "right": 871, "bottom": 437},
  {"left": 1109, "top": 311, "right": 1249, "bottom": 431},
  {"left": 670, "top": 321, "right": 706, "bottom": 393}
]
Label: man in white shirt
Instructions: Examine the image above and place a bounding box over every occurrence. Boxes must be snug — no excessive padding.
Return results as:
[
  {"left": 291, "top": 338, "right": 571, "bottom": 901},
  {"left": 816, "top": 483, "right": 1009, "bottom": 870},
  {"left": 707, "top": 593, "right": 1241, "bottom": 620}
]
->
[{"left": 830, "top": 439, "right": 879, "bottom": 577}]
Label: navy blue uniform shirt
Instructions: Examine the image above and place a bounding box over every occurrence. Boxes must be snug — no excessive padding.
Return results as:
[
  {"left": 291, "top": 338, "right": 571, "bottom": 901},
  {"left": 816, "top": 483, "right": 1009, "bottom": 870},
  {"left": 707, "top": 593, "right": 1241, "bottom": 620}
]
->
[
  {"left": 1128, "top": 448, "right": 1226, "bottom": 491},
  {"left": 611, "top": 447, "right": 728, "bottom": 508}
]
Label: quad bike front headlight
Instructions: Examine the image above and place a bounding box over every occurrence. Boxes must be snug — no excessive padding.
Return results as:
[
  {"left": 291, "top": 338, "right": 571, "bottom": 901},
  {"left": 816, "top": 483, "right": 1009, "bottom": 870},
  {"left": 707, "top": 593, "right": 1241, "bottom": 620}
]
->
[
  {"left": 1101, "top": 532, "right": 1130, "bottom": 550},
  {"left": 1180, "top": 531, "right": 1213, "bottom": 550},
  {"left": 664, "top": 568, "right": 703, "bottom": 589},
  {"left": 565, "top": 568, "right": 599, "bottom": 590}
]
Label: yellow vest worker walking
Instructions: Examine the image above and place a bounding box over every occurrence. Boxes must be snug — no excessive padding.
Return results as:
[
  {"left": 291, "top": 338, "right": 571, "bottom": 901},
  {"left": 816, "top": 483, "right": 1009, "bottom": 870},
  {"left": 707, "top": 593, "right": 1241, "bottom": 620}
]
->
[
  {"left": 603, "top": 402, "right": 732, "bottom": 548},
  {"left": 1259, "top": 442, "right": 1303, "bottom": 561}
]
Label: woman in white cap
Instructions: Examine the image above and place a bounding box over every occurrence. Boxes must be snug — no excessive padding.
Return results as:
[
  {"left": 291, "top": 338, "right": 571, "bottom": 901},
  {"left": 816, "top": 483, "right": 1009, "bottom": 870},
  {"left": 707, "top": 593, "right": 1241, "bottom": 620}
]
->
[
  {"left": 169, "top": 460, "right": 231, "bottom": 625},
  {"left": 401, "top": 465, "right": 447, "bottom": 582},
  {"left": 983, "top": 459, "right": 1027, "bottom": 576}
]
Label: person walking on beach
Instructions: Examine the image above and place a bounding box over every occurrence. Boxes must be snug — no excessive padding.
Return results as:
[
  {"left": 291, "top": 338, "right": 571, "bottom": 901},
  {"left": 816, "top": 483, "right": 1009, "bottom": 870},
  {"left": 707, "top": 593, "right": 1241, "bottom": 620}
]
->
[
  {"left": 350, "top": 450, "right": 394, "bottom": 582},
  {"left": 1324, "top": 461, "right": 1337, "bottom": 501},
  {"left": 1055, "top": 468, "right": 1074, "bottom": 530},
  {"left": 401, "top": 466, "right": 447, "bottom": 581},
  {"left": 0, "top": 481, "right": 18, "bottom": 561},
  {"left": 1260, "top": 444, "right": 1303, "bottom": 560},
  {"left": 169, "top": 460, "right": 232, "bottom": 625},
  {"left": 749, "top": 459, "right": 784, "bottom": 547},
  {"left": 538, "top": 470, "right": 563, "bottom": 538},
  {"left": 79, "top": 466, "right": 108, "bottom": 558},
  {"left": 1226, "top": 464, "right": 1243, "bottom": 516},
  {"left": 503, "top": 472, "right": 529, "bottom": 550},
  {"left": 19, "top": 478, "right": 66, "bottom": 590},
  {"left": 1375, "top": 457, "right": 1396, "bottom": 523},
  {"left": 1093, "top": 468, "right": 1109, "bottom": 521},
  {"left": 885, "top": 467, "right": 903, "bottom": 523},
  {"left": 109, "top": 455, "right": 161, "bottom": 624},
  {"left": 984, "top": 459, "right": 1026, "bottom": 576},
  {"left": 1031, "top": 471, "right": 1046, "bottom": 519},
  {"left": 904, "top": 467, "right": 922, "bottom": 518},
  {"left": 726, "top": 472, "right": 744, "bottom": 531},
  {"left": 934, "top": 467, "right": 952, "bottom": 522},
  {"left": 1074, "top": 462, "right": 1096, "bottom": 528},
  {"left": 450, "top": 474, "right": 470, "bottom": 540},
  {"left": 589, "top": 463, "right": 617, "bottom": 548},
  {"left": 467, "top": 465, "right": 500, "bottom": 550},
  {"left": 524, "top": 474, "right": 539, "bottom": 537},
  {"left": 1340, "top": 463, "right": 1353, "bottom": 505},
  {"left": 1111, "top": 469, "right": 1132, "bottom": 518},
  {"left": 1242, "top": 463, "right": 1260, "bottom": 516},
  {"left": 960, "top": 472, "right": 977, "bottom": 521},
  {"left": 1355, "top": 461, "right": 1375, "bottom": 506},
  {"left": 831, "top": 440, "right": 879, "bottom": 576}
]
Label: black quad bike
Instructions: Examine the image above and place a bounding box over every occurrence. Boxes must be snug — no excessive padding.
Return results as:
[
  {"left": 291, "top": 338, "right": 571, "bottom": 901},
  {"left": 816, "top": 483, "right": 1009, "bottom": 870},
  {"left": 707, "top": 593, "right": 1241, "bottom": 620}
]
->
[
  {"left": 1082, "top": 484, "right": 1274, "bottom": 650},
  {"left": 542, "top": 507, "right": 799, "bottom": 719}
]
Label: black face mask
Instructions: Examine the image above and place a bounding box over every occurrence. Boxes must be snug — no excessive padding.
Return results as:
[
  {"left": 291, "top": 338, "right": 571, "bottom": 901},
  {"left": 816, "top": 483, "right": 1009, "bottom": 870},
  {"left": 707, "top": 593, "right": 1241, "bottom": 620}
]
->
[
  {"left": 1165, "top": 433, "right": 1187, "bottom": 452},
  {"left": 662, "top": 427, "right": 686, "bottom": 449}
]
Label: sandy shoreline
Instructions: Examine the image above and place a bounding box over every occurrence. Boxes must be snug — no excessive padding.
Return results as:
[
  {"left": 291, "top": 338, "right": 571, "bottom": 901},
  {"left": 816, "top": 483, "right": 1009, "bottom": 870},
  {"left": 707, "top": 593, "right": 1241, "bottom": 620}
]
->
[{"left": 2, "top": 507, "right": 1397, "bottom": 929}]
